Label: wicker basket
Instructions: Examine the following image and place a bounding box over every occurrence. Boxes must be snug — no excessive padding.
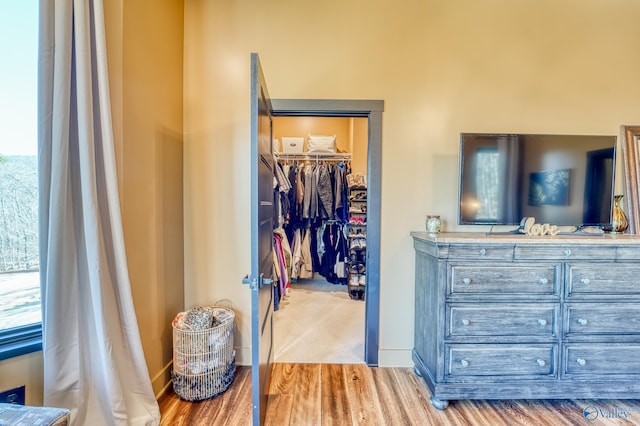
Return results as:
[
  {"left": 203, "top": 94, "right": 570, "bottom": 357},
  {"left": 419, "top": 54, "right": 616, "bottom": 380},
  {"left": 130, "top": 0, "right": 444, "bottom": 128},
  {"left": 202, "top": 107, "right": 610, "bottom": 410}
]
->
[{"left": 171, "top": 306, "right": 236, "bottom": 401}]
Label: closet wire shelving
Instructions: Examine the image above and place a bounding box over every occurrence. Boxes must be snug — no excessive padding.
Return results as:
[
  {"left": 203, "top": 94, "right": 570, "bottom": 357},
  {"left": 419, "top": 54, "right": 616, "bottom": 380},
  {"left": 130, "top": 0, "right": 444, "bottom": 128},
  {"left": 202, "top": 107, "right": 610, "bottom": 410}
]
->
[{"left": 274, "top": 152, "right": 352, "bottom": 163}]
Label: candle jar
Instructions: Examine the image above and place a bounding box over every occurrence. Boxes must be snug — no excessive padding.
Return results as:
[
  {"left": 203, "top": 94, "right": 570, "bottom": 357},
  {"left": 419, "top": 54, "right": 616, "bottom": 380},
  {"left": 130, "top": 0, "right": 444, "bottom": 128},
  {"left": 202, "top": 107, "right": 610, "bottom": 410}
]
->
[{"left": 426, "top": 215, "right": 442, "bottom": 233}]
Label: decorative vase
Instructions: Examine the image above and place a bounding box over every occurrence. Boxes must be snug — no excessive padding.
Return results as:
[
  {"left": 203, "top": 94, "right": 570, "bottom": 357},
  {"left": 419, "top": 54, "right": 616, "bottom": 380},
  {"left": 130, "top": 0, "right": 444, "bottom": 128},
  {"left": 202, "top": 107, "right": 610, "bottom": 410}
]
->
[
  {"left": 611, "top": 194, "right": 629, "bottom": 234},
  {"left": 426, "top": 215, "right": 442, "bottom": 234}
]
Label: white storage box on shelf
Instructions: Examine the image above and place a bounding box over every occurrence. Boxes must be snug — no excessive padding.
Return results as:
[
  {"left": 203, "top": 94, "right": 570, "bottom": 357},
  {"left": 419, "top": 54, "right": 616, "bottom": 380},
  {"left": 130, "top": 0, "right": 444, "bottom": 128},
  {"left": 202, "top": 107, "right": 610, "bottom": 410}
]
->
[
  {"left": 281, "top": 136, "right": 304, "bottom": 153},
  {"left": 171, "top": 306, "right": 236, "bottom": 401}
]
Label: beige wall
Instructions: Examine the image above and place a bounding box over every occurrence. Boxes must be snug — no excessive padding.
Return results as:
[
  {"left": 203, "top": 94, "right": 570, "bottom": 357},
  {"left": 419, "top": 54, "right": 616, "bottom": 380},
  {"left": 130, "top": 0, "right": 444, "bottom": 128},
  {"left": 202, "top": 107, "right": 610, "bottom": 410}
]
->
[
  {"left": 184, "top": 0, "right": 640, "bottom": 367},
  {"left": 351, "top": 118, "right": 368, "bottom": 175},
  {"left": 119, "top": 0, "right": 185, "bottom": 395},
  {"left": 274, "top": 117, "right": 351, "bottom": 153},
  {"left": 0, "top": 352, "right": 43, "bottom": 405},
  {"left": 0, "top": 0, "right": 185, "bottom": 403}
]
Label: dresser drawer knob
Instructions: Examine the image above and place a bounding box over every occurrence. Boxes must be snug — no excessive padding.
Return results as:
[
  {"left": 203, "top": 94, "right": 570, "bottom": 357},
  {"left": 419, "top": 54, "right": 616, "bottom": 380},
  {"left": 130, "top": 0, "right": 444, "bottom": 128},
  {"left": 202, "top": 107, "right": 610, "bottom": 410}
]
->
[
  {"left": 538, "top": 319, "right": 548, "bottom": 326},
  {"left": 462, "top": 278, "right": 472, "bottom": 285},
  {"left": 563, "top": 249, "right": 572, "bottom": 256},
  {"left": 461, "top": 319, "right": 471, "bottom": 326},
  {"left": 577, "top": 318, "right": 588, "bottom": 326},
  {"left": 580, "top": 278, "right": 590, "bottom": 285},
  {"left": 460, "top": 359, "right": 470, "bottom": 367},
  {"left": 537, "top": 359, "right": 546, "bottom": 367},
  {"left": 479, "top": 248, "right": 486, "bottom": 256},
  {"left": 577, "top": 358, "right": 587, "bottom": 366},
  {"left": 538, "top": 278, "right": 549, "bottom": 285}
]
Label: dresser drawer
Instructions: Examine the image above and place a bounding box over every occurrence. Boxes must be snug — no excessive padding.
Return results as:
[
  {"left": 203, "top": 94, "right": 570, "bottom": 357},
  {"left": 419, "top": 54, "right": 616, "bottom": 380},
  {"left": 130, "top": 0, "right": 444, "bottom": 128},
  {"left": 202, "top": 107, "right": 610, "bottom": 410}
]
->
[
  {"left": 515, "top": 245, "right": 614, "bottom": 260},
  {"left": 448, "top": 304, "right": 557, "bottom": 337},
  {"left": 615, "top": 246, "right": 640, "bottom": 260},
  {"left": 565, "top": 304, "right": 640, "bottom": 335},
  {"left": 446, "top": 344, "right": 556, "bottom": 377},
  {"left": 567, "top": 263, "right": 640, "bottom": 297},
  {"left": 448, "top": 244, "right": 514, "bottom": 260},
  {"left": 449, "top": 264, "right": 559, "bottom": 295},
  {"left": 564, "top": 344, "right": 640, "bottom": 375}
]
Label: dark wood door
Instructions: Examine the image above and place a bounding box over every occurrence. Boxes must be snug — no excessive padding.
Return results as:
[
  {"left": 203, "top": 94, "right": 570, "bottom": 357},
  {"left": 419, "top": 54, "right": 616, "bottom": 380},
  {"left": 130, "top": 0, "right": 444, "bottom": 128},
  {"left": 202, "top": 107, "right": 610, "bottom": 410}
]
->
[{"left": 248, "top": 53, "right": 274, "bottom": 425}]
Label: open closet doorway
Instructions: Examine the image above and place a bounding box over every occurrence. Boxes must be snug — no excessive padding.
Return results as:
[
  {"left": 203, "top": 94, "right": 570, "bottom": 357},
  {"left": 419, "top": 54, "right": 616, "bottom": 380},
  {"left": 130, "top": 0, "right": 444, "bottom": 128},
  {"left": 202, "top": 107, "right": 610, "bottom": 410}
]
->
[{"left": 270, "top": 99, "right": 383, "bottom": 366}]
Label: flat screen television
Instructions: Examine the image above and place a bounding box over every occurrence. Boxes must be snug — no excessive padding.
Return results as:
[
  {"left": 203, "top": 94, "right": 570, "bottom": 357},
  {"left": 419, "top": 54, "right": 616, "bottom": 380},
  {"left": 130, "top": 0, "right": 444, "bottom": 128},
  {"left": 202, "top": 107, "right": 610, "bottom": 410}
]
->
[{"left": 458, "top": 133, "right": 616, "bottom": 228}]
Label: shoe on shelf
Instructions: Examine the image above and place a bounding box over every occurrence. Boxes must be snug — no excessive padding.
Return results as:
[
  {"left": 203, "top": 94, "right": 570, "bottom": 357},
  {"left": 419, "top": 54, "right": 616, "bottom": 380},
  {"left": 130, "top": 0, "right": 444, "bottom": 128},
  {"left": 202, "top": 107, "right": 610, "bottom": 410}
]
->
[
  {"left": 348, "top": 229, "right": 366, "bottom": 238},
  {"left": 359, "top": 274, "right": 366, "bottom": 286},
  {"left": 349, "top": 192, "right": 367, "bottom": 201},
  {"left": 350, "top": 274, "right": 360, "bottom": 286},
  {"left": 348, "top": 252, "right": 359, "bottom": 263},
  {"left": 350, "top": 238, "right": 366, "bottom": 249},
  {"left": 349, "top": 249, "right": 365, "bottom": 262}
]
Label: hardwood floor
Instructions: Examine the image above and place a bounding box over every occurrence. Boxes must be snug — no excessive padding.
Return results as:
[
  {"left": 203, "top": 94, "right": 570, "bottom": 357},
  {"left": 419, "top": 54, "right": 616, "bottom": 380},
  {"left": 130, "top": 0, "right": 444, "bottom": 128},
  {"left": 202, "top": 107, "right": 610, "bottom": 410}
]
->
[{"left": 159, "top": 364, "right": 640, "bottom": 425}]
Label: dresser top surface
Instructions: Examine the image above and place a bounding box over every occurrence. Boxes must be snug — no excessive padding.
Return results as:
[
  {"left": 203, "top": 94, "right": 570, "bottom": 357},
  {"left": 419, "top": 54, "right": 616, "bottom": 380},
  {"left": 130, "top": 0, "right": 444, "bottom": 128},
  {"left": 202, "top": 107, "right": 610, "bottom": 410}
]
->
[{"left": 411, "top": 231, "right": 640, "bottom": 246}]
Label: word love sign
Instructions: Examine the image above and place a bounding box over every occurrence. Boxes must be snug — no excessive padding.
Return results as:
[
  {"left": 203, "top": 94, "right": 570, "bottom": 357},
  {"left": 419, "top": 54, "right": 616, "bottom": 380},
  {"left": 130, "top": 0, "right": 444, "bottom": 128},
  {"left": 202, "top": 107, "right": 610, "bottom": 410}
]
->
[{"left": 519, "top": 217, "right": 559, "bottom": 236}]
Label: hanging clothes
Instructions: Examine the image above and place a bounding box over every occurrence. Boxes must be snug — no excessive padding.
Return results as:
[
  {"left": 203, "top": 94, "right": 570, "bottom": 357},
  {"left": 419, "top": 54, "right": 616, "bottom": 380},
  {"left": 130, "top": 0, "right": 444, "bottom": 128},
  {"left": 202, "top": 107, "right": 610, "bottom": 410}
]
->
[
  {"left": 334, "top": 163, "right": 349, "bottom": 222},
  {"left": 273, "top": 157, "right": 352, "bottom": 285},
  {"left": 299, "top": 228, "right": 314, "bottom": 279},
  {"left": 273, "top": 228, "right": 293, "bottom": 288},
  {"left": 317, "top": 164, "right": 333, "bottom": 220},
  {"left": 273, "top": 250, "right": 282, "bottom": 311},
  {"left": 274, "top": 162, "right": 292, "bottom": 228},
  {"left": 303, "top": 165, "right": 313, "bottom": 220},
  {"left": 290, "top": 229, "right": 302, "bottom": 281},
  {"left": 318, "top": 222, "right": 349, "bottom": 285}
]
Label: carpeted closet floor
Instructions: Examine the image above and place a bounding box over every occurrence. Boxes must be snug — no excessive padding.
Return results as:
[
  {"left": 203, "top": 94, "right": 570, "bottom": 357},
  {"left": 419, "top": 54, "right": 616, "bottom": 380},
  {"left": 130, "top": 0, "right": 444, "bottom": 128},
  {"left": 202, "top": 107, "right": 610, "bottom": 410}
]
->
[{"left": 273, "top": 277, "right": 365, "bottom": 364}]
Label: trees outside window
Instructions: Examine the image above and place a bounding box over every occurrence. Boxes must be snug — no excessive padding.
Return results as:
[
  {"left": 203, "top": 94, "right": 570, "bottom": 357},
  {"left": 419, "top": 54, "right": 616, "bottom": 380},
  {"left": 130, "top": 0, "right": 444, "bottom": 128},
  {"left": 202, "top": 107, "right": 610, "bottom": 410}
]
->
[{"left": 0, "top": 1, "right": 40, "bottom": 357}]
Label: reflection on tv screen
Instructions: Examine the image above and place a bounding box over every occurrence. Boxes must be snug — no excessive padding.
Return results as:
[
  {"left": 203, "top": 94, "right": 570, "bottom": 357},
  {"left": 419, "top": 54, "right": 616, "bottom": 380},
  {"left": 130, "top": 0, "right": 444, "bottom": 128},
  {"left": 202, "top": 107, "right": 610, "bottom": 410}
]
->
[{"left": 459, "top": 133, "right": 616, "bottom": 227}]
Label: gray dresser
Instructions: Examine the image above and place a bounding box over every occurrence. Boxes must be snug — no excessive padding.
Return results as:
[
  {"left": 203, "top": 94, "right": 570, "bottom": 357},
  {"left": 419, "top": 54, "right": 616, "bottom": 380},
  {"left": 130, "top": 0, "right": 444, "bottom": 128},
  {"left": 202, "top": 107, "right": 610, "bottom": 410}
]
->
[{"left": 411, "top": 231, "right": 640, "bottom": 409}]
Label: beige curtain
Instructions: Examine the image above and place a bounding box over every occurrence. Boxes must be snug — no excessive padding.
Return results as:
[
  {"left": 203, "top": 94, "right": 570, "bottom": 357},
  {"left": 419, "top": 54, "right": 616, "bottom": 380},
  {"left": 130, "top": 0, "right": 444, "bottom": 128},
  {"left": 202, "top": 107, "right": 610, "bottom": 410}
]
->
[{"left": 38, "top": 1, "right": 160, "bottom": 424}]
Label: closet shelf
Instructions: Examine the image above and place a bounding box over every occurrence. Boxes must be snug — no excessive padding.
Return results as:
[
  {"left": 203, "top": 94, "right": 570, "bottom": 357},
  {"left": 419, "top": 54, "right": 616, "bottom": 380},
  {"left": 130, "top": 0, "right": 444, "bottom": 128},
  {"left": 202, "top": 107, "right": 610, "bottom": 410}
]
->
[{"left": 275, "top": 152, "right": 351, "bottom": 162}]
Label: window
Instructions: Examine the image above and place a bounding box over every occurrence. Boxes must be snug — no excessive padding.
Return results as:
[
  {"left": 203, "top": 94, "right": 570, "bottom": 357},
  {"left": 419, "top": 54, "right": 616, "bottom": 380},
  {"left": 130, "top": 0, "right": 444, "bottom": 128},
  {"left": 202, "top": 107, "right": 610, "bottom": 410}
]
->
[{"left": 0, "top": 1, "right": 40, "bottom": 360}]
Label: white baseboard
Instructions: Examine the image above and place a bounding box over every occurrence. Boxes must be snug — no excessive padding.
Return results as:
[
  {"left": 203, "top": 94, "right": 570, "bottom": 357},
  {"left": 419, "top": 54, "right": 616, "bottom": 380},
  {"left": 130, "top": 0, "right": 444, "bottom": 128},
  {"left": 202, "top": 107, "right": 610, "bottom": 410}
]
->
[
  {"left": 235, "top": 345, "right": 251, "bottom": 366},
  {"left": 152, "top": 360, "right": 173, "bottom": 399},
  {"left": 377, "top": 349, "right": 413, "bottom": 367}
]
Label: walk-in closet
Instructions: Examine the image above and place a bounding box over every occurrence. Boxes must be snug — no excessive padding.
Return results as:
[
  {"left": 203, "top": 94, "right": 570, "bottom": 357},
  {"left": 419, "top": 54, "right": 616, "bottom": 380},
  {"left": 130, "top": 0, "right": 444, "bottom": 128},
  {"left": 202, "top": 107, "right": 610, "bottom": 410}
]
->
[{"left": 271, "top": 116, "right": 369, "bottom": 363}]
